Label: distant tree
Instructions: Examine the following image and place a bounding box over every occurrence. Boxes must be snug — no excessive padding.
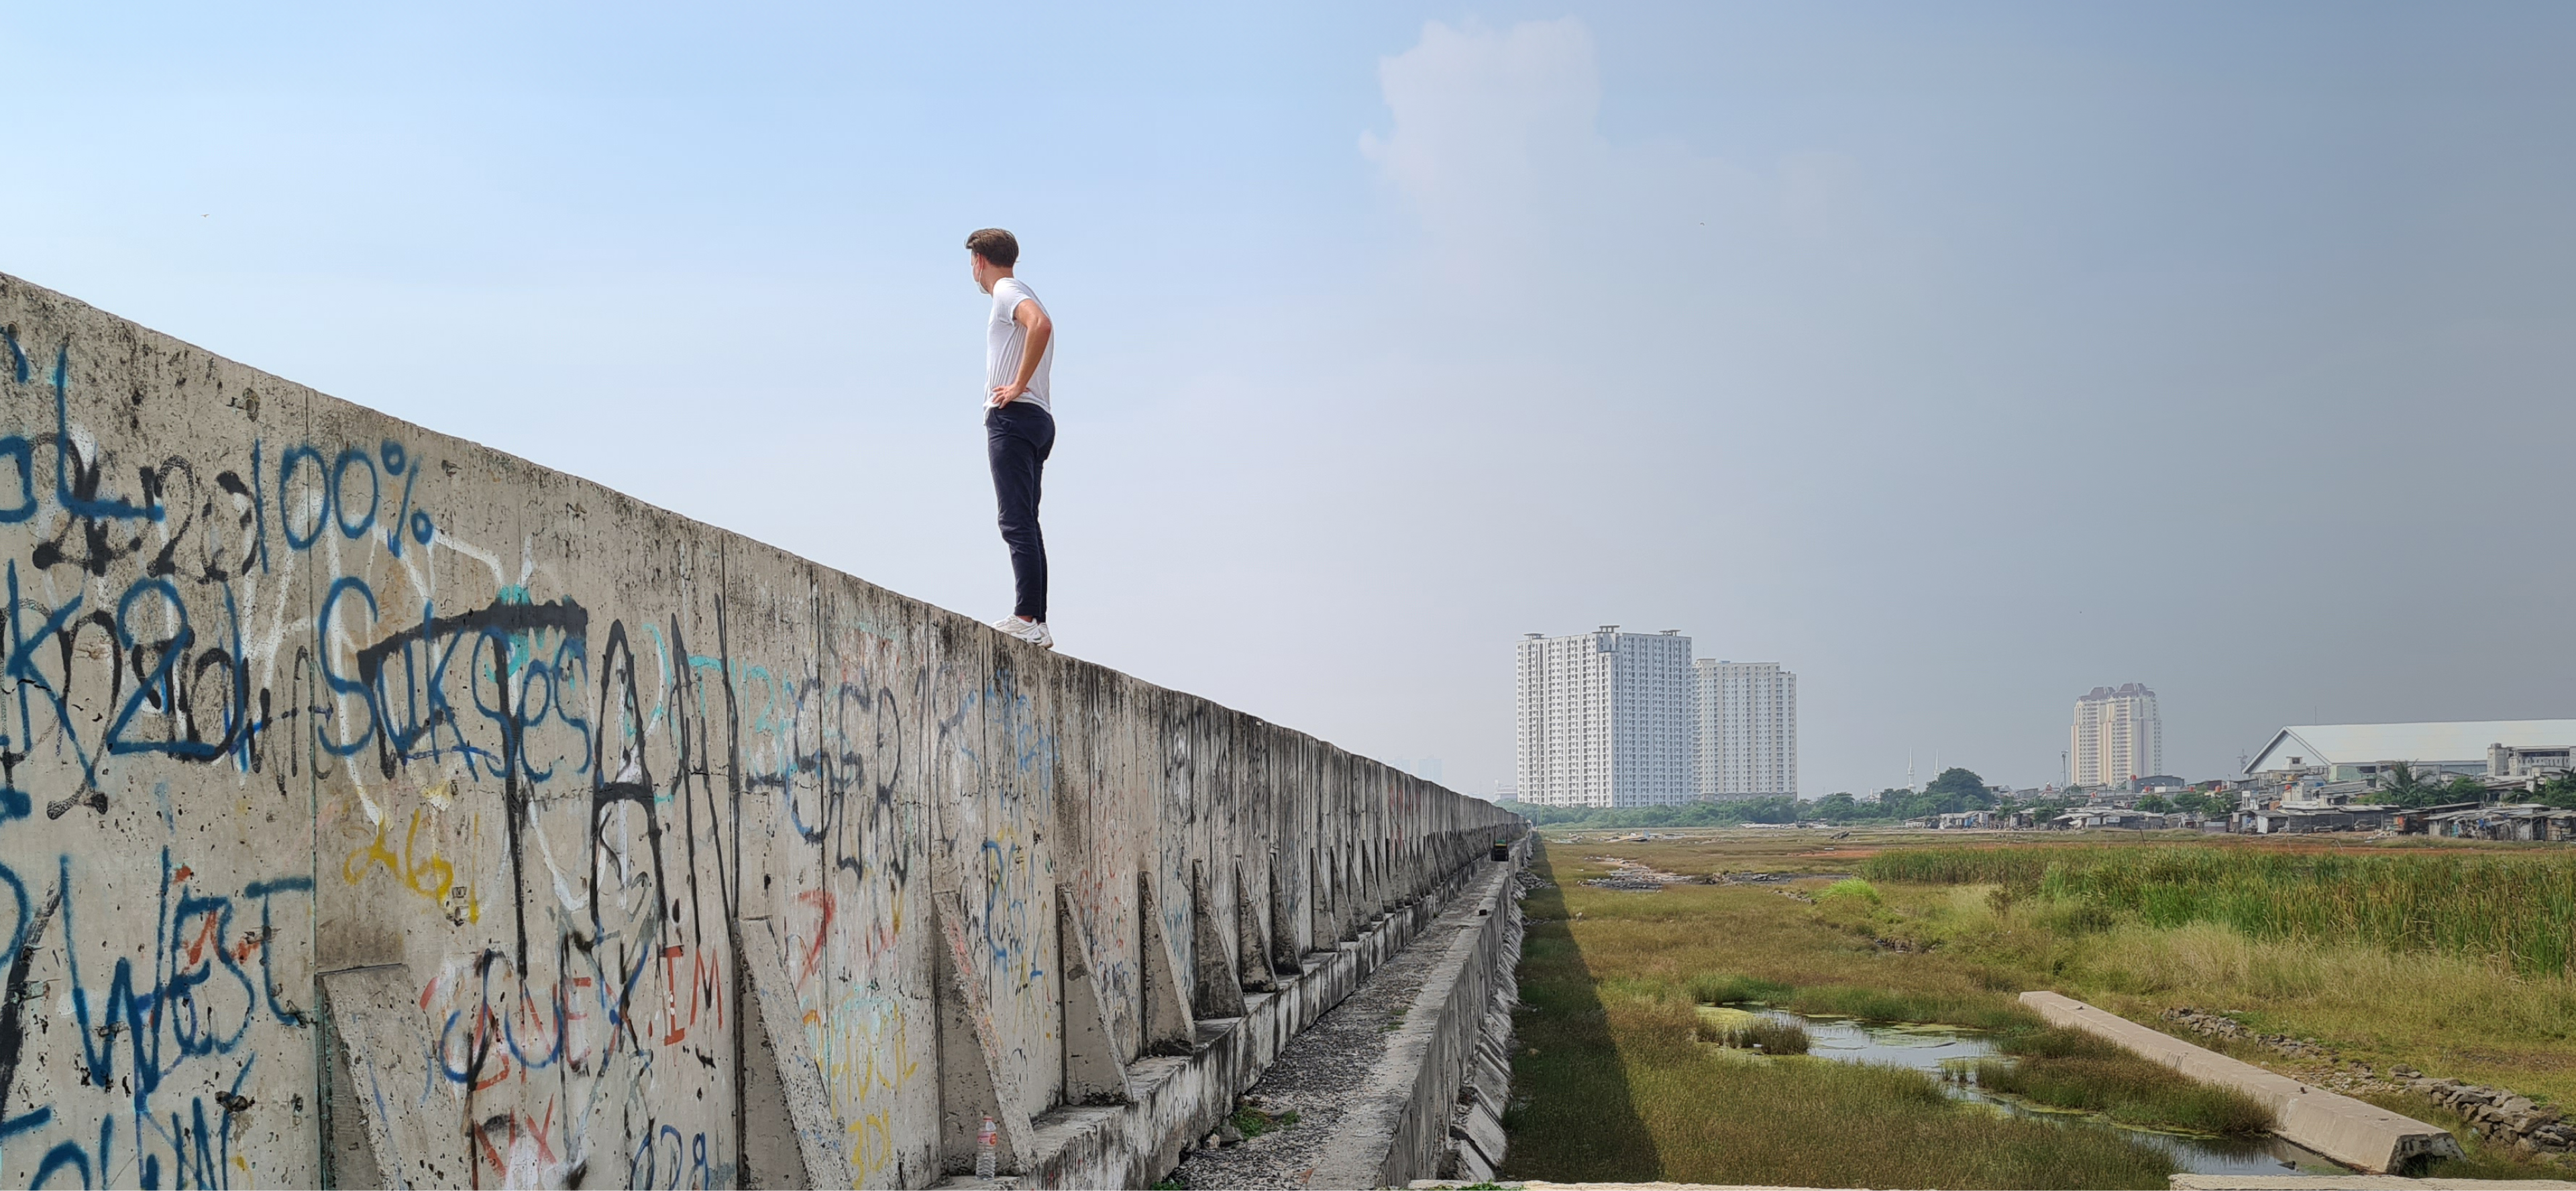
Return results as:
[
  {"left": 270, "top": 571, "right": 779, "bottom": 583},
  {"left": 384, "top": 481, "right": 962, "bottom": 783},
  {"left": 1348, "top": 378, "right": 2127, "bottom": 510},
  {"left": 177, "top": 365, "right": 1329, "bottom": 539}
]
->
[
  {"left": 2439, "top": 776, "right": 2487, "bottom": 804},
  {"left": 2169, "top": 790, "right": 2226, "bottom": 817},
  {"left": 1899, "top": 768, "right": 1993, "bottom": 818},
  {"left": 1924, "top": 768, "right": 1990, "bottom": 806},
  {"left": 2136, "top": 794, "right": 2172, "bottom": 813},
  {"left": 1862, "top": 770, "right": 1994, "bottom": 821},
  {"left": 2536, "top": 772, "right": 2576, "bottom": 811},
  {"left": 2373, "top": 764, "right": 2479, "bottom": 809},
  {"left": 1739, "top": 796, "right": 1803, "bottom": 824},
  {"left": 1807, "top": 791, "right": 1866, "bottom": 823},
  {"left": 2377, "top": 763, "right": 2437, "bottom": 808}
]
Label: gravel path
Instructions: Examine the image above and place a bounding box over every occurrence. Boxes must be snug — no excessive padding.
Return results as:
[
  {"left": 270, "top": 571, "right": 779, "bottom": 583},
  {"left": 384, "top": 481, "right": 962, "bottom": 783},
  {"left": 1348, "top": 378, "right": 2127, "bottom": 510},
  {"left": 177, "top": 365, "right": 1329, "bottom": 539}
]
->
[{"left": 1169, "top": 895, "right": 1489, "bottom": 1190}]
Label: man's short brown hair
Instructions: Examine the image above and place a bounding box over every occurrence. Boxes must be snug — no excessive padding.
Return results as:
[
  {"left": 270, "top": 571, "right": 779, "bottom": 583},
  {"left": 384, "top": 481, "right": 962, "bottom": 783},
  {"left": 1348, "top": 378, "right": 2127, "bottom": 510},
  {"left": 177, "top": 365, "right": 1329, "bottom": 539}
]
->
[{"left": 966, "top": 228, "right": 1020, "bottom": 268}]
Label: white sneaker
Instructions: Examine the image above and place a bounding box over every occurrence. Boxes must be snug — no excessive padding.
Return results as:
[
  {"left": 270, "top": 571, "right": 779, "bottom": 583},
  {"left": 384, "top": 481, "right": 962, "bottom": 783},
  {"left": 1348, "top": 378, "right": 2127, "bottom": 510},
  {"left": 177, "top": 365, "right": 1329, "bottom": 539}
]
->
[{"left": 991, "top": 615, "right": 1054, "bottom": 650}]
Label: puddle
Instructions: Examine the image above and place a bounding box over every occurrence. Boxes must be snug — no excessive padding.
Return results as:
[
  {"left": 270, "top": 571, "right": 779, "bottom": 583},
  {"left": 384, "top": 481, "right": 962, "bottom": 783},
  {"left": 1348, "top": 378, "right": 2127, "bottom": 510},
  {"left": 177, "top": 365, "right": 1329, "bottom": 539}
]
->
[{"left": 1696, "top": 1007, "right": 2351, "bottom": 1177}]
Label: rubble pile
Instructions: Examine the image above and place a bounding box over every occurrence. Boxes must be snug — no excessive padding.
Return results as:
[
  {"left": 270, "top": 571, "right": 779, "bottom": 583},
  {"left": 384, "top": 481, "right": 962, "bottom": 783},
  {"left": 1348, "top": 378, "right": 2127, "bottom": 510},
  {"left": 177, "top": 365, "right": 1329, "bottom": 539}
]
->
[
  {"left": 2400, "top": 1070, "right": 2575, "bottom": 1159},
  {"left": 2161, "top": 1006, "right": 2338, "bottom": 1061},
  {"left": 2163, "top": 1008, "right": 2571, "bottom": 1163},
  {"left": 1581, "top": 858, "right": 1703, "bottom": 892}
]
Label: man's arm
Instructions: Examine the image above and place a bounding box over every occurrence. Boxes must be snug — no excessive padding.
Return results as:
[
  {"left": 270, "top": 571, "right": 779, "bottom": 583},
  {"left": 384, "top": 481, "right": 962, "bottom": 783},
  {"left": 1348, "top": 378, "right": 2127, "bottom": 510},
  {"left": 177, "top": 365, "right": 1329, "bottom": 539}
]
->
[{"left": 991, "top": 299, "right": 1053, "bottom": 405}]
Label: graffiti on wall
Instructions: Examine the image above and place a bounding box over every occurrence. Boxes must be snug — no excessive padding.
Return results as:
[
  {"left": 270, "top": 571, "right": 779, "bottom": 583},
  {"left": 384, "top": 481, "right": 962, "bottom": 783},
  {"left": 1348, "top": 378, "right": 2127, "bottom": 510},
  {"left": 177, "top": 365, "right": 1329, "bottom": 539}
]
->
[
  {"left": 0, "top": 291, "right": 1523, "bottom": 1190},
  {"left": 0, "top": 329, "right": 950, "bottom": 1188}
]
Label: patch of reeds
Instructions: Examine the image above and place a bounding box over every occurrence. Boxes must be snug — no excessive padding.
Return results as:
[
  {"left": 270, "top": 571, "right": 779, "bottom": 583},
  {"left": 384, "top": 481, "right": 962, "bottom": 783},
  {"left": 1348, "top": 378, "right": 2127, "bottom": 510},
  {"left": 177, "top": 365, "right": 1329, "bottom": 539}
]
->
[
  {"left": 1786, "top": 983, "right": 2034, "bottom": 1031},
  {"left": 1701, "top": 1016, "right": 1812, "bottom": 1054},
  {"left": 1859, "top": 845, "right": 2576, "bottom": 976},
  {"left": 1817, "top": 877, "right": 1882, "bottom": 904},
  {"left": 1970, "top": 1027, "right": 2273, "bottom": 1137},
  {"left": 1685, "top": 973, "right": 1790, "bottom": 1004}
]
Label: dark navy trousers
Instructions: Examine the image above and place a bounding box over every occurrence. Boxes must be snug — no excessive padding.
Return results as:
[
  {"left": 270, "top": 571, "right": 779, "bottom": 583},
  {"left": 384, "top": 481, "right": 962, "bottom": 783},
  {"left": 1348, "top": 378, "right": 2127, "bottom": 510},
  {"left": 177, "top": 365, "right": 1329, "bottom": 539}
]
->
[{"left": 985, "top": 401, "right": 1055, "bottom": 621}]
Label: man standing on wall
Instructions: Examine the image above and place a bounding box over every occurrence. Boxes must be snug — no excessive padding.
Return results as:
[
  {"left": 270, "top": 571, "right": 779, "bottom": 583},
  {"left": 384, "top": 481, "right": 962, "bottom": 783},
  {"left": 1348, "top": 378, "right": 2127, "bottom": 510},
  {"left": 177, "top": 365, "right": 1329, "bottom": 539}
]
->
[{"left": 969, "top": 227, "right": 1056, "bottom": 649}]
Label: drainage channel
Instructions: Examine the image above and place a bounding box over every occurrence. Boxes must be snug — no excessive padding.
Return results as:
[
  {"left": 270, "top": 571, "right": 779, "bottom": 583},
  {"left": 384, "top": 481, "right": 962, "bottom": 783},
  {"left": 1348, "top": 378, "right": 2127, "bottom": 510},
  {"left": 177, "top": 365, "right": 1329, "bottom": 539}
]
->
[
  {"left": 1171, "top": 861, "right": 1517, "bottom": 1190},
  {"left": 1701, "top": 1007, "right": 2353, "bottom": 1178}
]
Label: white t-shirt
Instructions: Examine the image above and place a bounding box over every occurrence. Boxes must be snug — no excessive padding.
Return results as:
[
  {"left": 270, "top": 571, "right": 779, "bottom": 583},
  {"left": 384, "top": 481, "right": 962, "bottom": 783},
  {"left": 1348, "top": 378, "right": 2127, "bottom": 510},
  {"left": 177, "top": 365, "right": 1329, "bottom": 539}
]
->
[{"left": 984, "top": 277, "right": 1053, "bottom": 413}]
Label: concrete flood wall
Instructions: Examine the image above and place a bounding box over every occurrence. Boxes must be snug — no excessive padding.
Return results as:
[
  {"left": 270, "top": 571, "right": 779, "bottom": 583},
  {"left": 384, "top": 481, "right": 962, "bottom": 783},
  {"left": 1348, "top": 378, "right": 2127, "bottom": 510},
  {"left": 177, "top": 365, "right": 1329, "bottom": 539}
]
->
[{"left": 0, "top": 272, "right": 1522, "bottom": 1188}]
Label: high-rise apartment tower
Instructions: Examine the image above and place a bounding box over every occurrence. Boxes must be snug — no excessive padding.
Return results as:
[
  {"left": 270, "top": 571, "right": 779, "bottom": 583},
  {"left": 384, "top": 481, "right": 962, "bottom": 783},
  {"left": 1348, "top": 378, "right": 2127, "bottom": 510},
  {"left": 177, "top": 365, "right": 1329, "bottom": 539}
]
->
[
  {"left": 2070, "top": 683, "right": 2162, "bottom": 788},
  {"left": 1693, "top": 660, "right": 1798, "bottom": 800},
  {"left": 1514, "top": 627, "right": 1694, "bottom": 808}
]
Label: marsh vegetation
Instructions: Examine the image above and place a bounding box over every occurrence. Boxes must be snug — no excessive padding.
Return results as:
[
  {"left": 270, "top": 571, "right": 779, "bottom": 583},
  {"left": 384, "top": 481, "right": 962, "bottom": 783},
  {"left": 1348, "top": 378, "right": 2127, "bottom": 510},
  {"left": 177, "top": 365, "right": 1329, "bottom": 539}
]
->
[{"left": 1505, "top": 829, "right": 2576, "bottom": 1186}]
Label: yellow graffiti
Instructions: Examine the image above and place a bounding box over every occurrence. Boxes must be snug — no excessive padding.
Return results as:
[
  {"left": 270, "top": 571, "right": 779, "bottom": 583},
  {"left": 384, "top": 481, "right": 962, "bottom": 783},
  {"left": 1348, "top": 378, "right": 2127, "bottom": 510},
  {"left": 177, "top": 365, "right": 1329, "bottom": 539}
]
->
[
  {"left": 343, "top": 807, "right": 480, "bottom": 923},
  {"left": 812, "top": 991, "right": 916, "bottom": 1184}
]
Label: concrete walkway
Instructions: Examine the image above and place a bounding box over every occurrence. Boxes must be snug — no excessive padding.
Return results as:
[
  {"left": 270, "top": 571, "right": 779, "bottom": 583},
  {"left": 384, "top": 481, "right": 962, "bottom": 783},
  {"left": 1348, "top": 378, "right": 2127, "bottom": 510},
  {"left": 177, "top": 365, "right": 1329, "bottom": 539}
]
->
[
  {"left": 1409, "top": 1179, "right": 2576, "bottom": 1190},
  {"left": 1411, "top": 1180, "right": 1916, "bottom": 1191},
  {"left": 1180, "top": 858, "right": 1519, "bottom": 1188},
  {"left": 2170, "top": 1175, "right": 2576, "bottom": 1190},
  {"left": 2022, "top": 991, "right": 2466, "bottom": 1175}
]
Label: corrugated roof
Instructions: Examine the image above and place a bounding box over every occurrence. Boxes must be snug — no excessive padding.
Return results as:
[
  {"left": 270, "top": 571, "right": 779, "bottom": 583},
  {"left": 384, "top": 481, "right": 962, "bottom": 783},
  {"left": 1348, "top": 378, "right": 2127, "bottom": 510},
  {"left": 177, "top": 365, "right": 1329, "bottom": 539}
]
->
[{"left": 2246, "top": 720, "right": 2576, "bottom": 774}]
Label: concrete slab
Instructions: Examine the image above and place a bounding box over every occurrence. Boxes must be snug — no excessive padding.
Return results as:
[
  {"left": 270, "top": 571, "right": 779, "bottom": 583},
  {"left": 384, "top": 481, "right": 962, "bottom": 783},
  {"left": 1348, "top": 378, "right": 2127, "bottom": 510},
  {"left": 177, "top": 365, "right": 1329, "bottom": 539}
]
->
[
  {"left": 738, "top": 920, "right": 855, "bottom": 1188},
  {"left": 1309, "top": 862, "right": 1521, "bottom": 1189},
  {"left": 1406, "top": 1183, "right": 2576, "bottom": 1191},
  {"left": 2169, "top": 1177, "right": 2576, "bottom": 1190},
  {"left": 1456, "top": 1103, "right": 1507, "bottom": 1168},
  {"left": 946, "top": 851, "right": 1505, "bottom": 1188},
  {"left": 2023, "top": 991, "right": 2465, "bottom": 1175},
  {"left": 1408, "top": 1182, "right": 1873, "bottom": 1190}
]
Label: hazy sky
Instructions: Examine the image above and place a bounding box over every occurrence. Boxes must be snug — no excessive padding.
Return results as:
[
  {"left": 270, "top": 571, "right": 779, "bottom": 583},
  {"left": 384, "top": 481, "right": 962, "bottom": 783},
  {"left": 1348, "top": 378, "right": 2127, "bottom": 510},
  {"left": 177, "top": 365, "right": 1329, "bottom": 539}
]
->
[{"left": 5, "top": 3, "right": 2572, "bottom": 798}]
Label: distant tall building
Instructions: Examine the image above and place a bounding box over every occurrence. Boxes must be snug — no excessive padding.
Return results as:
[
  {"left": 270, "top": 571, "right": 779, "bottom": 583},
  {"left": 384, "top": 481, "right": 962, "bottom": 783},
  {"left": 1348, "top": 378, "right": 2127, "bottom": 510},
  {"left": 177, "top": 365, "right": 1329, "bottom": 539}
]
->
[
  {"left": 1693, "top": 661, "right": 1798, "bottom": 800},
  {"left": 2070, "top": 683, "right": 2162, "bottom": 788},
  {"left": 1515, "top": 627, "right": 1694, "bottom": 808}
]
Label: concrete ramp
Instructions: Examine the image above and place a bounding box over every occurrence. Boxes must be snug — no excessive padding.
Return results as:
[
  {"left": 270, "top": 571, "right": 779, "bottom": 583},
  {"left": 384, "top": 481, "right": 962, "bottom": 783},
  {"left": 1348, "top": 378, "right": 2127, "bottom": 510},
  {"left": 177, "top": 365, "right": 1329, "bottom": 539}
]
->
[{"left": 2021, "top": 991, "right": 2465, "bottom": 1175}]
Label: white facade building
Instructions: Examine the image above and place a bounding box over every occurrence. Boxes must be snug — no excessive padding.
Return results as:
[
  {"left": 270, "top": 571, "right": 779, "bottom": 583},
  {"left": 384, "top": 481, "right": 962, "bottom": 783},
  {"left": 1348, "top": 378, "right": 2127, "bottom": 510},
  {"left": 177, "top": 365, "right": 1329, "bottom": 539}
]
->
[
  {"left": 2244, "top": 720, "right": 2576, "bottom": 782},
  {"left": 2070, "top": 683, "right": 2162, "bottom": 789},
  {"left": 1693, "top": 660, "right": 1798, "bottom": 800},
  {"left": 1514, "top": 627, "right": 1695, "bottom": 808}
]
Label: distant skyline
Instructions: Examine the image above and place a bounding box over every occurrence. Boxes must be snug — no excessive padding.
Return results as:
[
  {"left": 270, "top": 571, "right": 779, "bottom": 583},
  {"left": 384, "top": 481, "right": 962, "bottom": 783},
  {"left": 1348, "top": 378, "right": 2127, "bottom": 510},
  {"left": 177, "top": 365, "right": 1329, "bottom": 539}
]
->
[{"left": 5, "top": 4, "right": 2573, "bottom": 798}]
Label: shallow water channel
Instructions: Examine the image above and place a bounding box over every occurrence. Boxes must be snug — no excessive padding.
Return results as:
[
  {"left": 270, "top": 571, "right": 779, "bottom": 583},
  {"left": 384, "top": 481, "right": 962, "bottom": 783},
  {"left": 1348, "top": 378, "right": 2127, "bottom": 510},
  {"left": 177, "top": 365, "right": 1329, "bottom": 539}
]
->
[{"left": 1698, "top": 1007, "right": 2349, "bottom": 1177}]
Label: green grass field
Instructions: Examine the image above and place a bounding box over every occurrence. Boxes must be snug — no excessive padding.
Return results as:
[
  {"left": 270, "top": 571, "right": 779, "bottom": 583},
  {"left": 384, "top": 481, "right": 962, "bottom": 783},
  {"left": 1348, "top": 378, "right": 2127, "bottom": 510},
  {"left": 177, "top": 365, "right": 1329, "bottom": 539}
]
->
[
  {"left": 1505, "top": 845, "right": 2178, "bottom": 1188},
  {"left": 1503, "top": 829, "right": 2576, "bottom": 1186},
  {"left": 1860, "top": 843, "right": 2576, "bottom": 976}
]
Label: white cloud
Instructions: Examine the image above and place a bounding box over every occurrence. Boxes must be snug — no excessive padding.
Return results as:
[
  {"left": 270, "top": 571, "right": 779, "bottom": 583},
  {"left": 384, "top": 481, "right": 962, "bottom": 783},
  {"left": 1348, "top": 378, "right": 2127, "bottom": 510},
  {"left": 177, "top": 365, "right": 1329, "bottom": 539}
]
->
[
  {"left": 1357, "top": 17, "right": 1873, "bottom": 302},
  {"left": 1360, "top": 19, "right": 1606, "bottom": 250}
]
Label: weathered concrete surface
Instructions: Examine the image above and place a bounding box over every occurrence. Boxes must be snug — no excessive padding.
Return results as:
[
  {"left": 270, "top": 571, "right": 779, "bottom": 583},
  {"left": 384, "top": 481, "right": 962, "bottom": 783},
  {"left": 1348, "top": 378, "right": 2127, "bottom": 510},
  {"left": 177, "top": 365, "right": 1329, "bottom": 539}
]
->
[
  {"left": 2169, "top": 1176, "right": 2576, "bottom": 1190},
  {"left": 1401, "top": 1180, "right": 1906, "bottom": 1191},
  {"left": 1309, "top": 843, "right": 1523, "bottom": 1190},
  {"left": 2023, "top": 992, "right": 2466, "bottom": 1176},
  {"left": 0, "top": 272, "right": 1522, "bottom": 1188},
  {"left": 1405, "top": 1181, "right": 2576, "bottom": 1190},
  {"left": 1009, "top": 849, "right": 1503, "bottom": 1190},
  {"left": 1442, "top": 856, "right": 1526, "bottom": 1183},
  {"left": 1172, "top": 845, "right": 1521, "bottom": 1190}
]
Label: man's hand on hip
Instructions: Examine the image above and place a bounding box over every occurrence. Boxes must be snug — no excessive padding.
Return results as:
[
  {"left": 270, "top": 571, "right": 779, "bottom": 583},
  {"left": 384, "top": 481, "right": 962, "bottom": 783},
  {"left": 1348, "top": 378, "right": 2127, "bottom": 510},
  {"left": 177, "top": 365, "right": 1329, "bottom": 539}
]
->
[{"left": 989, "top": 382, "right": 1026, "bottom": 407}]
